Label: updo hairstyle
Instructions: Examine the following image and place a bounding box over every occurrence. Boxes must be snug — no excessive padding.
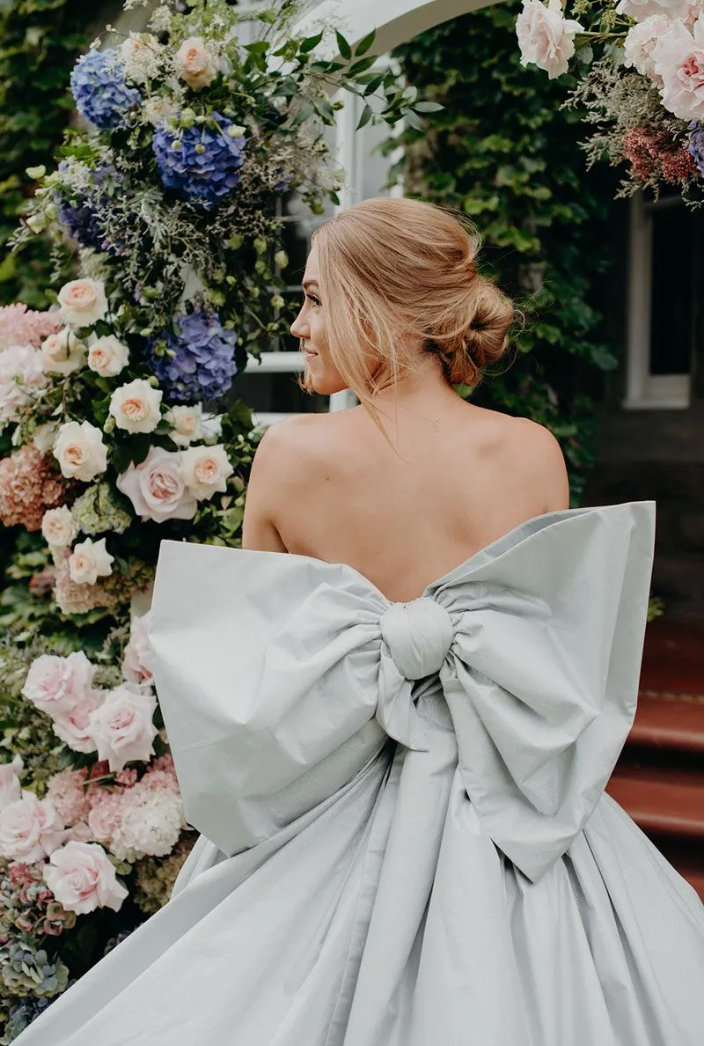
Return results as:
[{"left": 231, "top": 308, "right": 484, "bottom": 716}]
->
[{"left": 303, "top": 195, "right": 515, "bottom": 407}]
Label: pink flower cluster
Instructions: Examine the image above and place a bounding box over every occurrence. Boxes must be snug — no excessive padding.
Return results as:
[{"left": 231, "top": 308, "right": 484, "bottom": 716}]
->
[
  {"left": 0, "top": 444, "right": 65, "bottom": 531},
  {"left": 0, "top": 304, "right": 61, "bottom": 351},
  {"left": 21, "top": 652, "right": 159, "bottom": 770},
  {"left": 622, "top": 128, "right": 698, "bottom": 181},
  {"left": 87, "top": 755, "right": 184, "bottom": 863}
]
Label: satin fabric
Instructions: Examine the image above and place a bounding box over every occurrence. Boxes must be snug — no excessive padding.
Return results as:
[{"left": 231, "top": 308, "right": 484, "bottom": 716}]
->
[{"left": 14, "top": 500, "right": 703, "bottom": 1046}]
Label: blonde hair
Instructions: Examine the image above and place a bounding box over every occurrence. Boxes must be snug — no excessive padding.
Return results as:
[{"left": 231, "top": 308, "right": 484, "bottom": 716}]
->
[{"left": 298, "top": 197, "right": 516, "bottom": 432}]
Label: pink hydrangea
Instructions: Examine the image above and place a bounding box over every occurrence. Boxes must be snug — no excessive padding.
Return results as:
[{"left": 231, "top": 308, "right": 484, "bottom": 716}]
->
[
  {"left": 53, "top": 558, "right": 122, "bottom": 616},
  {"left": 0, "top": 304, "right": 61, "bottom": 351},
  {"left": 45, "top": 768, "right": 92, "bottom": 825},
  {"left": 0, "top": 444, "right": 65, "bottom": 531}
]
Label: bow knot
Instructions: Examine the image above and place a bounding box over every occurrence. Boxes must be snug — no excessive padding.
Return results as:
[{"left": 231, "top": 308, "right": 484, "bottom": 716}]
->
[{"left": 380, "top": 597, "right": 454, "bottom": 680}]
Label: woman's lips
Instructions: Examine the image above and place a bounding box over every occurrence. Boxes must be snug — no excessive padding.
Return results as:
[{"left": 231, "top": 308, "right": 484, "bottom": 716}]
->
[{"left": 305, "top": 349, "right": 318, "bottom": 356}]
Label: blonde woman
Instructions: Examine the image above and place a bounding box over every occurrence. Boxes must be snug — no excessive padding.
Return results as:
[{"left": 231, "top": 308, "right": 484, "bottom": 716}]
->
[{"left": 17, "top": 198, "right": 702, "bottom": 1046}]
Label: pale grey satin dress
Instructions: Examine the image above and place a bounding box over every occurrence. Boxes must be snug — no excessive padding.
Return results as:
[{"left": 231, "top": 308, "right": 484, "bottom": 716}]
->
[{"left": 14, "top": 501, "right": 703, "bottom": 1046}]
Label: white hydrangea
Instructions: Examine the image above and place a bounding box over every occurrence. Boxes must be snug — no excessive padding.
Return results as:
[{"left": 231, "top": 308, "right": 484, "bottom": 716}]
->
[{"left": 109, "top": 789, "right": 184, "bottom": 862}]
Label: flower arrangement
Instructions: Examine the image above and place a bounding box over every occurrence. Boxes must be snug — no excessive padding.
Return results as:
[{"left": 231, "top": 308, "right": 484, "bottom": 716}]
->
[
  {"left": 0, "top": 628, "right": 195, "bottom": 1042},
  {"left": 0, "top": 1, "right": 431, "bottom": 1035},
  {"left": 514, "top": 0, "right": 703, "bottom": 203}
]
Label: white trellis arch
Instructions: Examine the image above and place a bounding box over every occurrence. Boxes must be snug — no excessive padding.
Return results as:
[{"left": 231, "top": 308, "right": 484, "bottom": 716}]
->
[{"left": 293, "top": 0, "right": 500, "bottom": 56}]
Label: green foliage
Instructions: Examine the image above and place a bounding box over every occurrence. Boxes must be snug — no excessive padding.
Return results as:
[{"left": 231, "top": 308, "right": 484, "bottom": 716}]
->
[
  {"left": 391, "top": 3, "right": 622, "bottom": 504},
  {"left": 0, "top": 0, "right": 87, "bottom": 307}
]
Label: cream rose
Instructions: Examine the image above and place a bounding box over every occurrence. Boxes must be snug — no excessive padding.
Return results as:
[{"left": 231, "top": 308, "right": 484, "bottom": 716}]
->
[
  {"left": 167, "top": 404, "right": 203, "bottom": 448},
  {"left": 40, "top": 328, "right": 86, "bottom": 376},
  {"left": 21, "top": 650, "right": 97, "bottom": 719},
  {"left": 87, "top": 685, "right": 158, "bottom": 772},
  {"left": 43, "top": 841, "right": 128, "bottom": 915},
  {"left": 68, "top": 537, "right": 115, "bottom": 586},
  {"left": 180, "top": 444, "right": 234, "bottom": 501},
  {"left": 109, "top": 379, "right": 162, "bottom": 434},
  {"left": 33, "top": 422, "right": 59, "bottom": 454},
  {"left": 174, "top": 36, "right": 219, "bottom": 89},
  {"left": 57, "top": 279, "right": 108, "bottom": 328},
  {"left": 116, "top": 446, "right": 197, "bottom": 523},
  {"left": 0, "top": 794, "right": 66, "bottom": 864},
  {"left": 516, "top": 0, "right": 584, "bottom": 78},
  {"left": 87, "top": 335, "right": 130, "bottom": 378},
  {"left": 53, "top": 420, "right": 108, "bottom": 482},
  {"left": 41, "top": 505, "right": 77, "bottom": 548}
]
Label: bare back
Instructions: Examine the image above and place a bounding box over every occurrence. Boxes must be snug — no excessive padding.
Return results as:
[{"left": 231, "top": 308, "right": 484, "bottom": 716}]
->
[{"left": 244, "top": 400, "right": 569, "bottom": 604}]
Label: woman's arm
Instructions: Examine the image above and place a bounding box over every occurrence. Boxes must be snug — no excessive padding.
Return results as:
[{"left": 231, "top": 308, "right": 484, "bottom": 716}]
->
[{"left": 241, "top": 423, "right": 289, "bottom": 553}]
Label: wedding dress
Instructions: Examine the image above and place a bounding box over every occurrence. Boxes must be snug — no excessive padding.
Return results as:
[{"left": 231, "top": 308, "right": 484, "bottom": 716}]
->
[{"left": 14, "top": 500, "right": 703, "bottom": 1046}]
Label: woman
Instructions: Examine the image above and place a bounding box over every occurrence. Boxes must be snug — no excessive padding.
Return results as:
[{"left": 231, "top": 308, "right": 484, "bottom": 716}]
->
[{"left": 15, "top": 198, "right": 703, "bottom": 1045}]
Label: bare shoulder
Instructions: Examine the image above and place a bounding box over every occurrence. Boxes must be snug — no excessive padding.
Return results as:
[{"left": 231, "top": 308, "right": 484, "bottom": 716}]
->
[
  {"left": 469, "top": 407, "right": 570, "bottom": 513},
  {"left": 242, "top": 415, "right": 328, "bottom": 551}
]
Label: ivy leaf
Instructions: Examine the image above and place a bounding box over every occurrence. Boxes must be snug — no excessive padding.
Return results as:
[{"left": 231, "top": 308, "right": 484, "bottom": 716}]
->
[{"left": 335, "top": 31, "right": 352, "bottom": 60}]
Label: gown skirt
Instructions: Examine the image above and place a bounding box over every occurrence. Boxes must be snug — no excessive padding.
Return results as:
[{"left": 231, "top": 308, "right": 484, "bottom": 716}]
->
[{"left": 13, "top": 501, "right": 704, "bottom": 1046}]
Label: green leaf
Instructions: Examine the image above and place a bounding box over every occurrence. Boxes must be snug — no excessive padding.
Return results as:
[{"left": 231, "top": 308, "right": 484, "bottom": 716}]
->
[
  {"left": 299, "top": 32, "right": 324, "bottom": 54},
  {"left": 349, "top": 55, "right": 379, "bottom": 75},
  {"left": 412, "top": 101, "right": 444, "bottom": 113},
  {"left": 356, "top": 103, "right": 373, "bottom": 130},
  {"left": 335, "top": 31, "right": 352, "bottom": 60},
  {"left": 355, "top": 28, "right": 377, "bottom": 56}
]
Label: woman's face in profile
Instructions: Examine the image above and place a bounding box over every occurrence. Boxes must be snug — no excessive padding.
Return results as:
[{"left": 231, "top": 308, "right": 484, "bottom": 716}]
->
[{"left": 290, "top": 249, "right": 348, "bottom": 396}]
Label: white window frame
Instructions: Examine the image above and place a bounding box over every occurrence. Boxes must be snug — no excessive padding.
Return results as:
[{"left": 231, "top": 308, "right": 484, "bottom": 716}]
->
[{"left": 624, "top": 192, "right": 692, "bottom": 411}]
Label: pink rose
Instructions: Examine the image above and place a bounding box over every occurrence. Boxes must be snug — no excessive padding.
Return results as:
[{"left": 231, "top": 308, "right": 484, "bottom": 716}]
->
[
  {"left": 0, "top": 757, "right": 23, "bottom": 812},
  {"left": 21, "top": 651, "right": 96, "bottom": 719},
  {"left": 87, "top": 685, "right": 158, "bottom": 772},
  {"left": 122, "top": 611, "right": 153, "bottom": 686},
  {"left": 0, "top": 794, "right": 65, "bottom": 863},
  {"left": 43, "top": 841, "right": 128, "bottom": 915},
  {"left": 616, "top": 0, "right": 693, "bottom": 21},
  {"left": 516, "top": 0, "right": 584, "bottom": 79},
  {"left": 654, "top": 13, "right": 704, "bottom": 122},
  {"left": 52, "top": 689, "right": 104, "bottom": 754},
  {"left": 0, "top": 344, "right": 47, "bottom": 423},
  {"left": 116, "top": 445, "right": 197, "bottom": 524}
]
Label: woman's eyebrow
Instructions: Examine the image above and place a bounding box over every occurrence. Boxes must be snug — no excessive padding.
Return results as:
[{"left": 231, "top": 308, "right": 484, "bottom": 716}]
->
[{"left": 302, "top": 279, "right": 319, "bottom": 290}]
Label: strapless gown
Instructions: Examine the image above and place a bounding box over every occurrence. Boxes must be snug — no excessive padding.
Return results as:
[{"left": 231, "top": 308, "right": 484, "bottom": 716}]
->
[{"left": 14, "top": 500, "right": 703, "bottom": 1045}]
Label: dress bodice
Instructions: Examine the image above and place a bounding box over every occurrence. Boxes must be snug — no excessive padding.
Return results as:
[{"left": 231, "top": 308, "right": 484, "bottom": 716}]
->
[{"left": 148, "top": 500, "right": 656, "bottom": 884}]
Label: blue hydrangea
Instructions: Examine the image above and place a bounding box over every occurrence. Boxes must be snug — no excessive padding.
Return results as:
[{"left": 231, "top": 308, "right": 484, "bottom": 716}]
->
[
  {"left": 688, "top": 122, "right": 703, "bottom": 177},
  {"left": 55, "top": 165, "right": 122, "bottom": 254},
  {"left": 70, "top": 49, "right": 141, "bottom": 129},
  {"left": 152, "top": 112, "right": 247, "bottom": 210},
  {"left": 146, "top": 306, "right": 241, "bottom": 403}
]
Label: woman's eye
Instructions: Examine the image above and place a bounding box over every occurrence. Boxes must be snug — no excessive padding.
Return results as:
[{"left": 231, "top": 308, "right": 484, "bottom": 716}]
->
[{"left": 307, "top": 294, "right": 321, "bottom": 307}]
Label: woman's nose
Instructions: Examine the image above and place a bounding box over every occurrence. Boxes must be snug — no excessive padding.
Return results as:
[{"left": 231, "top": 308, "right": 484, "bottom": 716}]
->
[{"left": 290, "top": 309, "right": 308, "bottom": 339}]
